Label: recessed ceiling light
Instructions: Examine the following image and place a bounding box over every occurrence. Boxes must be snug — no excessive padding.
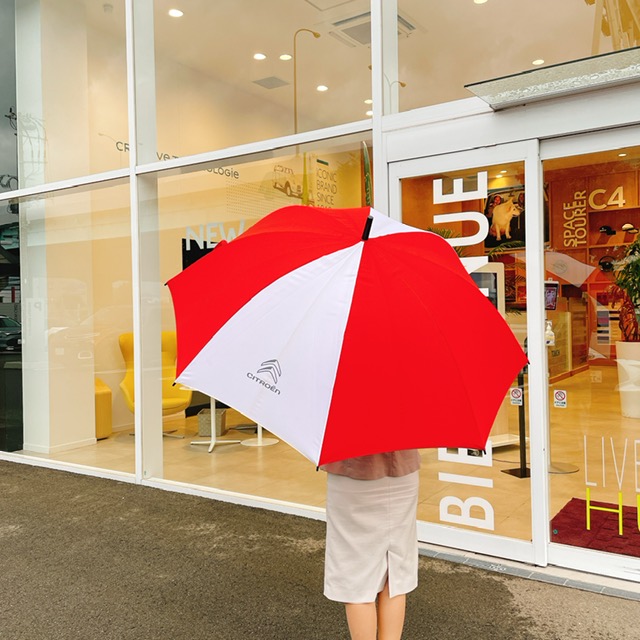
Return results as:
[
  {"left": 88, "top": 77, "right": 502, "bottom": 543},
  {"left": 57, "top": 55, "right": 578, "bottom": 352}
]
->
[
  {"left": 168, "top": 8, "right": 183, "bottom": 17},
  {"left": 474, "top": 0, "right": 488, "bottom": 4},
  {"left": 317, "top": 85, "right": 328, "bottom": 92},
  {"left": 500, "top": 170, "right": 507, "bottom": 174},
  {"left": 532, "top": 59, "right": 545, "bottom": 66},
  {"left": 364, "top": 99, "right": 373, "bottom": 104},
  {"left": 253, "top": 53, "right": 266, "bottom": 61},
  {"left": 280, "top": 54, "right": 292, "bottom": 61},
  {"left": 619, "top": 152, "right": 628, "bottom": 157},
  {"left": 366, "top": 110, "right": 373, "bottom": 117}
]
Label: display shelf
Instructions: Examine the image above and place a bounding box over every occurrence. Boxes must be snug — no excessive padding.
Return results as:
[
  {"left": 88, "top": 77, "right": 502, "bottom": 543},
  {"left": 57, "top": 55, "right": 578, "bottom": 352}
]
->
[
  {"left": 590, "top": 242, "right": 634, "bottom": 248},
  {"left": 588, "top": 208, "right": 640, "bottom": 247}
]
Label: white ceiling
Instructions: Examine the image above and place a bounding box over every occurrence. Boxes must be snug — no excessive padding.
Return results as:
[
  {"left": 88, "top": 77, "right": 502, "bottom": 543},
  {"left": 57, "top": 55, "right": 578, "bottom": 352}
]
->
[{"left": 88, "top": 0, "right": 624, "bottom": 130}]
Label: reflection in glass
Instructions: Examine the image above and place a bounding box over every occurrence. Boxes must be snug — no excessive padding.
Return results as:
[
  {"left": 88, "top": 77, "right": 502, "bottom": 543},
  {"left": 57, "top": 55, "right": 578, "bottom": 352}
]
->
[
  {"left": 0, "top": 1, "right": 17, "bottom": 194},
  {"left": 14, "top": 0, "right": 128, "bottom": 186},
  {"left": 0, "top": 0, "right": 20, "bottom": 451}
]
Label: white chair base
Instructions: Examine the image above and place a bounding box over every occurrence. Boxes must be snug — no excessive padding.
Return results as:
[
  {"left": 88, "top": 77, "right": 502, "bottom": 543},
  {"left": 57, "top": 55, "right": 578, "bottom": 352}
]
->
[
  {"left": 189, "top": 397, "right": 241, "bottom": 453},
  {"left": 241, "top": 424, "right": 279, "bottom": 448}
]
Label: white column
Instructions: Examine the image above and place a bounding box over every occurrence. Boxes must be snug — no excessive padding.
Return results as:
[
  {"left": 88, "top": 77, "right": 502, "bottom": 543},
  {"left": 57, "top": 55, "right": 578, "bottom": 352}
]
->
[
  {"left": 381, "top": 0, "right": 400, "bottom": 115},
  {"left": 524, "top": 139, "right": 551, "bottom": 566},
  {"left": 128, "top": 0, "right": 163, "bottom": 480},
  {"left": 17, "top": 0, "right": 96, "bottom": 453},
  {"left": 16, "top": 0, "right": 50, "bottom": 452}
]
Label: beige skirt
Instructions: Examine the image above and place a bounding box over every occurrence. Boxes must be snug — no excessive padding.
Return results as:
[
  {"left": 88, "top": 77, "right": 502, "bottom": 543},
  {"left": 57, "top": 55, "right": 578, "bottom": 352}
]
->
[{"left": 324, "top": 471, "right": 419, "bottom": 603}]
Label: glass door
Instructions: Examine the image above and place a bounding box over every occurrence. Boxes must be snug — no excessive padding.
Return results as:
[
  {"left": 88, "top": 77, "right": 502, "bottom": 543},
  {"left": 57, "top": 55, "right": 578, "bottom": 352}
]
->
[
  {"left": 389, "top": 142, "right": 547, "bottom": 564},
  {"left": 541, "top": 128, "right": 640, "bottom": 581}
]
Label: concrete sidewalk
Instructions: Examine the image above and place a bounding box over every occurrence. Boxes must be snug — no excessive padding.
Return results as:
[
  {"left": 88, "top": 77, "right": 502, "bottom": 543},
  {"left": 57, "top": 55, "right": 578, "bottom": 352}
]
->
[{"left": 0, "top": 459, "right": 638, "bottom": 639}]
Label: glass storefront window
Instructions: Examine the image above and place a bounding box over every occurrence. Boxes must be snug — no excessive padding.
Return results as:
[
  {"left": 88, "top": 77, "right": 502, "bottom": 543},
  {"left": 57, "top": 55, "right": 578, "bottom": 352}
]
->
[
  {"left": 395, "top": 0, "right": 636, "bottom": 113},
  {"left": 544, "top": 145, "right": 640, "bottom": 559},
  {"left": 3, "top": 0, "right": 639, "bottom": 584},
  {"left": 141, "top": 133, "right": 371, "bottom": 500},
  {"left": 17, "top": 179, "right": 134, "bottom": 474},
  {"left": 0, "top": 1, "right": 19, "bottom": 452},
  {"left": 148, "top": 1, "right": 372, "bottom": 160},
  {"left": 0, "top": 194, "right": 20, "bottom": 451},
  {"left": 400, "top": 160, "right": 532, "bottom": 542},
  {"left": 14, "top": 0, "right": 128, "bottom": 186},
  {"left": 0, "top": 1, "right": 17, "bottom": 196}
]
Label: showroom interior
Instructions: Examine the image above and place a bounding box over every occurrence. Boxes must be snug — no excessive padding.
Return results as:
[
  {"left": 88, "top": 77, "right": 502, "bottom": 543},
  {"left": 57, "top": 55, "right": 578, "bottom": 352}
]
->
[{"left": 1, "top": 0, "right": 640, "bottom": 585}]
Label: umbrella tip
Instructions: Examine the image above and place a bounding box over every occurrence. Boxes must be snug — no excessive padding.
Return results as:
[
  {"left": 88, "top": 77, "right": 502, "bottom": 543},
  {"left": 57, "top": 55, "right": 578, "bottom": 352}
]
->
[{"left": 362, "top": 215, "right": 373, "bottom": 241}]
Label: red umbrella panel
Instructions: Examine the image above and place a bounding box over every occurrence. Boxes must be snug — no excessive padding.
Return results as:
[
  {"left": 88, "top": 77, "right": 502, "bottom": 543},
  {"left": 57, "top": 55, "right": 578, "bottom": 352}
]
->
[{"left": 167, "top": 205, "right": 528, "bottom": 466}]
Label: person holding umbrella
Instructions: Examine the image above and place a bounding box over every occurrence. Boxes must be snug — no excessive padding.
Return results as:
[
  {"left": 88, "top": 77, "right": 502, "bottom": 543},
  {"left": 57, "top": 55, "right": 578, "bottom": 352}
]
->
[
  {"left": 322, "top": 450, "right": 421, "bottom": 640},
  {"left": 167, "top": 204, "right": 527, "bottom": 635}
]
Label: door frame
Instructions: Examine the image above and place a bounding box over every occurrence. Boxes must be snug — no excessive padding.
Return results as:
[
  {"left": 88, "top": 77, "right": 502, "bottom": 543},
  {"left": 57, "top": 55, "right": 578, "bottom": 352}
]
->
[{"left": 389, "top": 141, "right": 549, "bottom": 565}]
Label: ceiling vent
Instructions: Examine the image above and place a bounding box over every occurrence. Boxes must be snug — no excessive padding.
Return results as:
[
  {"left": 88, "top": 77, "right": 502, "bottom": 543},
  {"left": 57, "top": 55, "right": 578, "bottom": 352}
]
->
[
  {"left": 252, "top": 76, "right": 290, "bottom": 90},
  {"left": 328, "top": 11, "right": 417, "bottom": 47}
]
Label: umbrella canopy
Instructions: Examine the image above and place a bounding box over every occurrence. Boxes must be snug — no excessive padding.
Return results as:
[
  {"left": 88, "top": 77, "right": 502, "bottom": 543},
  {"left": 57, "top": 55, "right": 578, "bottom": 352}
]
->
[{"left": 167, "top": 205, "right": 527, "bottom": 466}]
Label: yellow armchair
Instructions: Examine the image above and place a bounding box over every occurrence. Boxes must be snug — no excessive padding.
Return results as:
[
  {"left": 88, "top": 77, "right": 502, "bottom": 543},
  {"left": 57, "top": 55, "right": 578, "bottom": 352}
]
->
[{"left": 119, "top": 331, "right": 192, "bottom": 434}]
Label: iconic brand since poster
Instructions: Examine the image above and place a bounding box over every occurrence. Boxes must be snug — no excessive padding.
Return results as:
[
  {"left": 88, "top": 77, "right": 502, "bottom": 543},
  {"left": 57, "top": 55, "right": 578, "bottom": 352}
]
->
[{"left": 316, "top": 166, "right": 338, "bottom": 206}]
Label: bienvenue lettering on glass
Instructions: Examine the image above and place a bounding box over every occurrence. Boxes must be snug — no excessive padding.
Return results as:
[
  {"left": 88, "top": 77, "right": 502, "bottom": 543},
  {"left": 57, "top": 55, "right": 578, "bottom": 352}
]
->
[{"left": 432, "top": 170, "right": 497, "bottom": 530}]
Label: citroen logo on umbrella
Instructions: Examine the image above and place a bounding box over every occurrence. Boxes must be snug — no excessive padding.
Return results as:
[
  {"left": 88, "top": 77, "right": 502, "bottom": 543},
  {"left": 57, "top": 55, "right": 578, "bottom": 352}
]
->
[{"left": 257, "top": 359, "right": 282, "bottom": 385}]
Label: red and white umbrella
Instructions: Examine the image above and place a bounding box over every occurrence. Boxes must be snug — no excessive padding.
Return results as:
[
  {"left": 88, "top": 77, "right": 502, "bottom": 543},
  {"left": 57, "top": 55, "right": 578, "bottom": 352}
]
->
[{"left": 167, "top": 205, "right": 527, "bottom": 466}]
